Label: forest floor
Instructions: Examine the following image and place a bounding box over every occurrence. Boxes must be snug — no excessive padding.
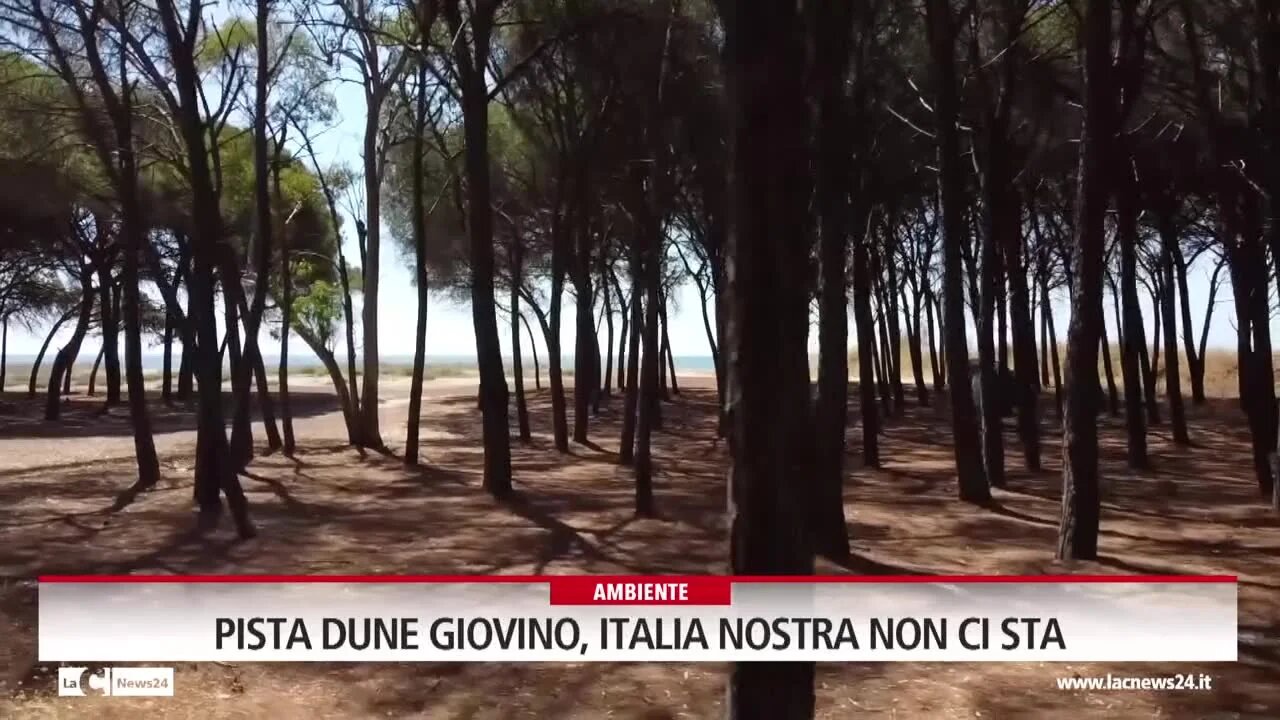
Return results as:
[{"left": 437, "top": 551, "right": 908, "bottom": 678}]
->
[{"left": 1, "top": 374, "right": 1279, "bottom": 719}]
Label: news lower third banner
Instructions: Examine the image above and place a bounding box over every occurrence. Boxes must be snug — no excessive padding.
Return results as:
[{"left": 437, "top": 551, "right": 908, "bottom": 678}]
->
[{"left": 38, "top": 575, "right": 1237, "bottom": 663}]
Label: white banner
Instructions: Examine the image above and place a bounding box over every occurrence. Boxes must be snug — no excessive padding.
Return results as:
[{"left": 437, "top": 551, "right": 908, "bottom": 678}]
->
[{"left": 38, "top": 575, "right": 1237, "bottom": 662}]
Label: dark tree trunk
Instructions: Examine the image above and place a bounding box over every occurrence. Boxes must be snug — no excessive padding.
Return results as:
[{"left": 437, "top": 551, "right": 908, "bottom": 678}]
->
[
  {"left": 633, "top": 0, "right": 680, "bottom": 517},
  {"left": 810, "top": 0, "right": 854, "bottom": 561},
  {"left": 1144, "top": 280, "right": 1161, "bottom": 425},
  {"left": 223, "top": 273, "right": 252, "bottom": 466},
  {"left": 405, "top": 64, "right": 431, "bottom": 468},
  {"left": 1116, "top": 162, "right": 1149, "bottom": 468},
  {"left": 512, "top": 245, "right": 531, "bottom": 443},
  {"left": 1157, "top": 222, "right": 1189, "bottom": 445},
  {"left": 601, "top": 269, "right": 614, "bottom": 403},
  {"left": 115, "top": 82, "right": 161, "bottom": 495},
  {"left": 98, "top": 261, "right": 121, "bottom": 405},
  {"left": 1100, "top": 327, "right": 1118, "bottom": 416},
  {"left": 1005, "top": 194, "right": 1040, "bottom": 470},
  {"left": 904, "top": 289, "right": 930, "bottom": 406},
  {"left": 613, "top": 271, "right": 629, "bottom": 392},
  {"left": 46, "top": 269, "right": 95, "bottom": 420},
  {"left": 1173, "top": 247, "right": 1209, "bottom": 404},
  {"left": 548, "top": 254, "right": 569, "bottom": 452},
  {"left": 1057, "top": 0, "right": 1113, "bottom": 561},
  {"left": 660, "top": 292, "right": 678, "bottom": 397},
  {"left": 161, "top": 310, "right": 174, "bottom": 404},
  {"left": 926, "top": 0, "right": 987, "bottom": 502},
  {"left": 522, "top": 312, "right": 542, "bottom": 391},
  {"left": 874, "top": 297, "right": 894, "bottom": 419},
  {"left": 88, "top": 346, "right": 104, "bottom": 396},
  {"left": 448, "top": 5, "right": 513, "bottom": 497},
  {"left": 573, "top": 224, "right": 595, "bottom": 443},
  {"left": 0, "top": 316, "right": 6, "bottom": 391},
  {"left": 1046, "top": 282, "right": 1064, "bottom": 420},
  {"left": 926, "top": 287, "right": 942, "bottom": 392},
  {"left": 29, "top": 310, "right": 73, "bottom": 398},
  {"left": 1039, "top": 286, "right": 1051, "bottom": 389},
  {"left": 883, "top": 241, "right": 906, "bottom": 411},
  {"left": 721, "top": 1, "right": 816, "bottom": 715},
  {"left": 852, "top": 204, "right": 880, "bottom": 467},
  {"left": 277, "top": 167, "right": 297, "bottom": 456},
  {"left": 619, "top": 266, "right": 643, "bottom": 465}
]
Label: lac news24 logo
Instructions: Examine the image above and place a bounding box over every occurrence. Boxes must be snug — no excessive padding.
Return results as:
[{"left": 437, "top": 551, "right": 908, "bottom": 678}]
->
[{"left": 58, "top": 666, "right": 174, "bottom": 697}]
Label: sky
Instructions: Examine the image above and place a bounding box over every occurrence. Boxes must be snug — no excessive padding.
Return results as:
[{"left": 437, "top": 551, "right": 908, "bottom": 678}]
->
[{"left": 0, "top": 16, "right": 1251, "bottom": 366}]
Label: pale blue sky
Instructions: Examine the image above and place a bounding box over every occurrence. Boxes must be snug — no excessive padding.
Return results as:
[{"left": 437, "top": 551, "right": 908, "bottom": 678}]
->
[{"left": 1, "top": 5, "right": 1249, "bottom": 365}]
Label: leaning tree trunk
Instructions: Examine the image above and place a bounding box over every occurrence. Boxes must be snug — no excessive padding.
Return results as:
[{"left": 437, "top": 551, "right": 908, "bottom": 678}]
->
[
  {"left": 45, "top": 269, "right": 96, "bottom": 420},
  {"left": 521, "top": 312, "right": 542, "bottom": 391},
  {"left": 1004, "top": 193, "right": 1041, "bottom": 470},
  {"left": 28, "top": 310, "right": 74, "bottom": 398},
  {"left": 1057, "top": 0, "right": 1112, "bottom": 561},
  {"left": 722, "top": 1, "right": 816, "bottom": 716},
  {"left": 88, "top": 346, "right": 104, "bottom": 396}
]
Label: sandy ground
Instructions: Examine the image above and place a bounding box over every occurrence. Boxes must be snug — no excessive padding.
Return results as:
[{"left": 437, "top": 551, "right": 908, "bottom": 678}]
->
[{"left": 1, "top": 373, "right": 1278, "bottom": 719}]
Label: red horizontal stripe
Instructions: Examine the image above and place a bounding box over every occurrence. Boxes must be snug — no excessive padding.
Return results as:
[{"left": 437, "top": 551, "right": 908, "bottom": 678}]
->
[{"left": 37, "top": 574, "right": 1238, "bottom": 584}]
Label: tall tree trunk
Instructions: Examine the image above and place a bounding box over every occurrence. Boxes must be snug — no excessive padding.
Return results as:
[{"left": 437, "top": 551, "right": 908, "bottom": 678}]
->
[
  {"left": 161, "top": 310, "right": 174, "bottom": 404},
  {"left": 601, "top": 271, "right": 614, "bottom": 402},
  {"left": 1039, "top": 286, "right": 1051, "bottom": 388},
  {"left": 97, "top": 260, "right": 121, "bottom": 405},
  {"left": 223, "top": 273, "right": 252, "bottom": 466},
  {"left": 573, "top": 221, "right": 595, "bottom": 443},
  {"left": 548, "top": 251, "right": 569, "bottom": 452},
  {"left": 905, "top": 289, "right": 929, "bottom": 406},
  {"left": 926, "top": 286, "right": 942, "bottom": 392},
  {"left": 1116, "top": 146, "right": 1149, "bottom": 468},
  {"left": 660, "top": 292, "right": 678, "bottom": 397},
  {"left": 1158, "top": 222, "right": 1189, "bottom": 445},
  {"left": 1046, "top": 282, "right": 1064, "bottom": 420},
  {"left": 1005, "top": 194, "right": 1040, "bottom": 470},
  {"left": 613, "top": 271, "right": 629, "bottom": 392},
  {"left": 721, "top": 1, "right": 816, "bottom": 715},
  {"left": 633, "top": 0, "right": 679, "bottom": 517},
  {"left": 810, "top": 0, "right": 854, "bottom": 561},
  {"left": 0, "top": 315, "right": 6, "bottom": 391},
  {"left": 116, "top": 93, "right": 161, "bottom": 495},
  {"left": 1144, "top": 280, "right": 1162, "bottom": 425},
  {"left": 926, "top": 0, "right": 988, "bottom": 502},
  {"left": 405, "top": 65, "right": 432, "bottom": 468},
  {"left": 852, "top": 205, "right": 880, "bottom": 466},
  {"left": 1057, "top": 0, "right": 1113, "bottom": 561},
  {"left": 619, "top": 266, "right": 643, "bottom": 465},
  {"left": 512, "top": 245, "right": 531, "bottom": 443},
  {"left": 449, "top": 7, "right": 513, "bottom": 497}
]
